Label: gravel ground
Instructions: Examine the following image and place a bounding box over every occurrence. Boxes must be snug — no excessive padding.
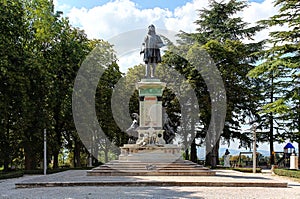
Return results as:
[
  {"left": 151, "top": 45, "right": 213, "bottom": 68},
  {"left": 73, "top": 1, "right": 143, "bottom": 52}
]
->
[{"left": 1, "top": 170, "right": 300, "bottom": 199}]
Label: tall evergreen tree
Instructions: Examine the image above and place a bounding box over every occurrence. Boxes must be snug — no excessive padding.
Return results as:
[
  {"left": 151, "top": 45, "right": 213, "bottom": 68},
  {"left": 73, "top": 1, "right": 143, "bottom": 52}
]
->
[
  {"left": 248, "top": 0, "right": 300, "bottom": 163},
  {"left": 178, "top": 0, "right": 264, "bottom": 166}
]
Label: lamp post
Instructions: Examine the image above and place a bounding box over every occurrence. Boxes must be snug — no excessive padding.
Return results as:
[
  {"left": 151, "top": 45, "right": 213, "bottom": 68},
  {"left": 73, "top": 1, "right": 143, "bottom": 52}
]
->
[
  {"left": 44, "top": 129, "right": 47, "bottom": 175},
  {"left": 252, "top": 124, "right": 257, "bottom": 173}
]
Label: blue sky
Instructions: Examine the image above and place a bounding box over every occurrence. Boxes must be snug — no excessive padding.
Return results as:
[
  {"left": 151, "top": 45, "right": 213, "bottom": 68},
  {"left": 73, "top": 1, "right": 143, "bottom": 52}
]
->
[
  {"left": 57, "top": 0, "right": 265, "bottom": 10},
  {"left": 58, "top": 0, "right": 197, "bottom": 10}
]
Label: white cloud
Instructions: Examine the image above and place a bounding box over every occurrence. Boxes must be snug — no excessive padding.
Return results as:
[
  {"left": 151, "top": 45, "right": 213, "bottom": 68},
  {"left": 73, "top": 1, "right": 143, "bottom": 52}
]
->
[
  {"left": 67, "top": 0, "right": 173, "bottom": 39},
  {"left": 53, "top": 0, "right": 72, "bottom": 15},
  {"left": 164, "top": 0, "right": 208, "bottom": 33},
  {"left": 55, "top": 0, "right": 281, "bottom": 72},
  {"left": 243, "top": 0, "right": 279, "bottom": 23},
  {"left": 239, "top": 0, "right": 281, "bottom": 42},
  {"left": 118, "top": 52, "right": 142, "bottom": 73}
]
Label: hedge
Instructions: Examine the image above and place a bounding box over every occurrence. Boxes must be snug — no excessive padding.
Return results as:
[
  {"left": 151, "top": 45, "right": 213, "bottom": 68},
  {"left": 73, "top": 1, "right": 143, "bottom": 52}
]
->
[
  {"left": 0, "top": 171, "right": 24, "bottom": 180},
  {"left": 0, "top": 166, "right": 96, "bottom": 180},
  {"left": 273, "top": 169, "right": 300, "bottom": 179},
  {"left": 233, "top": 167, "right": 262, "bottom": 173}
]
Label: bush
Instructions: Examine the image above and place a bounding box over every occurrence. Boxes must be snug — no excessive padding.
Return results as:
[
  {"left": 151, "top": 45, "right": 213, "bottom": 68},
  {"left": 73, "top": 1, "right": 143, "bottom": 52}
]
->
[
  {"left": 233, "top": 167, "right": 262, "bottom": 173},
  {"left": 273, "top": 169, "right": 300, "bottom": 179},
  {"left": 0, "top": 171, "right": 24, "bottom": 179}
]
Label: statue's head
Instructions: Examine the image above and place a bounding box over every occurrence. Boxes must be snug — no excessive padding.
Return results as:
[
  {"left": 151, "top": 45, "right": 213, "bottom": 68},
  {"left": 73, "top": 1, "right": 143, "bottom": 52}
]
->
[{"left": 148, "top": 24, "right": 156, "bottom": 34}]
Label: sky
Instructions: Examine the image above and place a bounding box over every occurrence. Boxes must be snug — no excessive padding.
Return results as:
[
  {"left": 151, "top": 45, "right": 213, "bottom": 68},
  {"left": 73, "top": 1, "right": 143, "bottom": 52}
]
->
[
  {"left": 53, "top": 0, "right": 296, "bottom": 152},
  {"left": 53, "top": 0, "right": 284, "bottom": 73},
  {"left": 54, "top": 0, "right": 280, "bottom": 41}
]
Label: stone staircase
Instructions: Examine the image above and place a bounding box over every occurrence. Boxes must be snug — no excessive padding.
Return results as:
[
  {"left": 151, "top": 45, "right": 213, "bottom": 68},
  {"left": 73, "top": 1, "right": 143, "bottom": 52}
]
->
[{"left": 87, "top": 159, "right": 215, "bottom": 176}]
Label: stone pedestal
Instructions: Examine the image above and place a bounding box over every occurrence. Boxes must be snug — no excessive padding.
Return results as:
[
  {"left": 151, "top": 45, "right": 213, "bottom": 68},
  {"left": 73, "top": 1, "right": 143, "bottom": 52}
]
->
[
  {"left": 135, "top": 79, "right": 166, "bottom": 146},
  {"left": 119, "top": 78, "right": 182, "bottom": 163},
  {"left": 224, "top": 155, "right": 230, "bottom": 167},
  {"left": 290, "top": 154, "right": 299, "bottom": 170},
  {"left": 137, "top": 79, "right": 166, "bottom": 128}
]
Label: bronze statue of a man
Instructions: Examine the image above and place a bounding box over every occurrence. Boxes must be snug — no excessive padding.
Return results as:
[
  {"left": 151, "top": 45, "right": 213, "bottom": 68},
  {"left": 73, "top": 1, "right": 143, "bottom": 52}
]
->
[{"left": 140, "top": 24, "right": 165, "bottom": 78}]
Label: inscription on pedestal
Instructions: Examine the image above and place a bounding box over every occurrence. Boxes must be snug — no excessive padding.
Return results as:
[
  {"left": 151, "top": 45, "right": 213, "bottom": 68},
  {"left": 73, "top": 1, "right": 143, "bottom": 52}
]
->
[
  {"left": 137, "top": 79, "right": 166, "bottom": 131},
  {"left": 140, "top": 97, "right": 162, "bottom": 127}
]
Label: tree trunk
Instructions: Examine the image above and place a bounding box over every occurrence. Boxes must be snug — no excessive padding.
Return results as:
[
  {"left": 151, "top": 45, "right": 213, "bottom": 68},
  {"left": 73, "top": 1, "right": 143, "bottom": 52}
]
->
[
  {"left": 53, "top": 151, "right": 59, "bottom": 169},
  {"left": 3, "top": 126, "right": 10, "bottom": 171},
  {"left": 104, "top": 148, "right": 109, "bottom": 163},
  {"left": 270, "top": 79, "right": 275, "bottom": 165},
  {"left": 190, "top": 139, "right": 197, "bottom": 163},
  {"left": 3, "top": 160, "right": 9, "bottom": 171},
  {"left": 53, "top": 109, "right": 62, "bottom": 169},
  {"left": 185, "top": 148, "right": 189, "bottom": 160},
  {"left": 93, "top": 144, "right": 99, "bottom": 166},
  {"left": 93, "top": 156, "right": 99, "bottom": 166},
  {"left": 298, "top": 142, "right": 300, "bottom": 167},
  {"left": 269, "top": 114, "right": 275, "bottom": 165},
  {"left": 205, "top": 139, "right": 220, "bottom": 167},
  {"left": 73, "top": 140, "right": 81, "bottom": 167},
  {"left": 24, "top": 145, "right": 36, "bottom": 170}
]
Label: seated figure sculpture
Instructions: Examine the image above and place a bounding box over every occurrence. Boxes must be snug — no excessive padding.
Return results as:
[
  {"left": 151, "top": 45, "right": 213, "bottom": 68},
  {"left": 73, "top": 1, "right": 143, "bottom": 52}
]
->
[
  {"left": 163, "top": 113, "right": 176, "bottom": 144},
  {"left": 125, "top": 113, "right": 139, "bottom": 144}
]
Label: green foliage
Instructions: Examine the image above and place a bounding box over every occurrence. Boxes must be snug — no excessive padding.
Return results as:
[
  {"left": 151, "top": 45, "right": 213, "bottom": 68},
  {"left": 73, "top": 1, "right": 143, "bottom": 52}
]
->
[
  {"left": 0, "top": 0, "right": 28, "bottom": 171},
  {"left": 0, "top": 0, "right": 122, "bottom": 170},
  {"left": 0, "top": 171, "right": 24, "bottom": 180},
  {"left": 233, "top": 167, "right": 262, "bottom": 173},
  {"left": 177, "top": 0, "right": 264, "bottom": 166},
  {"left": 274, "top": 169, "right": 300, "bottom": 179},
  {"left": 195, "top": 0, "right": 264, "bottom": 43},
  {"left": 248, "top": 0, "right": 300, "bottom": 146}
]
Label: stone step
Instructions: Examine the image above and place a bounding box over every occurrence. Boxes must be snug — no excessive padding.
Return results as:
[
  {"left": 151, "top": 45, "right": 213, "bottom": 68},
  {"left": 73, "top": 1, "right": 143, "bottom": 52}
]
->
[
  {"left": 94, "top": 166, "right": 208, "bottom": 171},
  {"left": 91, "top": 168, "right": 209, "bottom": 172},
  {"left": 98, "top": 164, "right": 207, "bottom": 169},
  {"left": 15, "top": 170, "right": 288, "bottom": 188},
  {"left": 15, "top": 180, "right": 288, "bottom": 188},
  {"left": 87, "top": 170, "right": 216, "bottom": 176},
  {"left": 87, "top": 159, "right": 215, "bottom": 176},
  {"left": 105, "top": 160, "right": 200, "bottom": 165}
]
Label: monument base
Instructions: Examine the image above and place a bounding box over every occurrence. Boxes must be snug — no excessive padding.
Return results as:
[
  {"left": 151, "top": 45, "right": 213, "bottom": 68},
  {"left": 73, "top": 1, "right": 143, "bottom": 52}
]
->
[
  {"left": 87, "top": 144, "right": 215, "bottom": 176},
  {"left": 119, "top": 144, "right": 181, "bottom": 162}
]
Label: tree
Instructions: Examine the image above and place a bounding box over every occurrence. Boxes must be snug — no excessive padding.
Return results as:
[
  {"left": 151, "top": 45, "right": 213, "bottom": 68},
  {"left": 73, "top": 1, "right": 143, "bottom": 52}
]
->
[
  {"left": 159, "top": 50, "right": 205, "bottom": 163},
  {"left": 0, "top": 0, "right": 100, "bottom": 170},
  {"left": 177, "top": 0, "right": 264, "bottom": 166},
  {"left": 248, "top": 0, "right": 300, "bottom": 163},
  {"left": 96, "top": 62, "right": 123, "bottom": 162},
  {"left": 0, "top": 0, "right": 27, "bottom": 171},
  {"left": 48, "top": 20, "right": 93, "bottom": 168},
  {"left": 72, "top": 38, "right": 123, "bottom": 165}
]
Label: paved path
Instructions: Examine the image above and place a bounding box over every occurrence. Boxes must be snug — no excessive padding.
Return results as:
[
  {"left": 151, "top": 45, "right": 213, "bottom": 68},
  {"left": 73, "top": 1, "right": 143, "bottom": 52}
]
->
[{"left": 1, "top": 170, "right": 300, "bottom": 199}]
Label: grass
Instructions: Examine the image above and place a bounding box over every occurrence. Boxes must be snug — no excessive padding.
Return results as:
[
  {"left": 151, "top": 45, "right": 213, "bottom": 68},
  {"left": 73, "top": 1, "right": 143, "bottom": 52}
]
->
[
  {"left": 233, "top": 167, "right": 262, "bottom": 173},
  {"left": 273, "top": 168, "right": 300, "bottom": 179}
]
